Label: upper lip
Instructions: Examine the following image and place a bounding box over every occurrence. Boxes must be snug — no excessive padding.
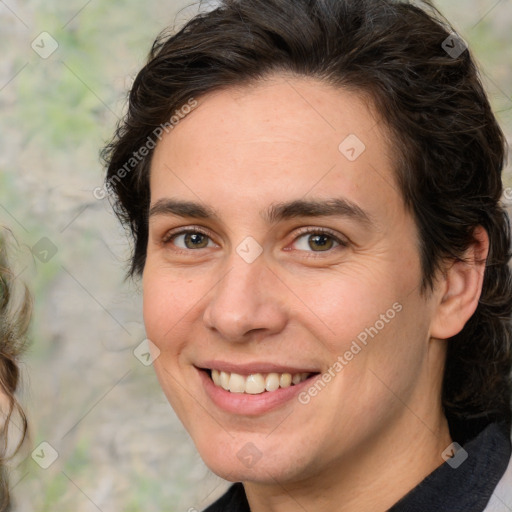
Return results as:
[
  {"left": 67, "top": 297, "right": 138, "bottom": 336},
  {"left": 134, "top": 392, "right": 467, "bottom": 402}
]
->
[{"left": 196, "top": 360, "right": 320, "bottom": 375}]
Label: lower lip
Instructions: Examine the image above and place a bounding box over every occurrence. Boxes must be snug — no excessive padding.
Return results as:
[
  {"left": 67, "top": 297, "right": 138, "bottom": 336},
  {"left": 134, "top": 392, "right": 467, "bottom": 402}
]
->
[{"left": 198, "top": 368, "right": 319, "bottom": 416}]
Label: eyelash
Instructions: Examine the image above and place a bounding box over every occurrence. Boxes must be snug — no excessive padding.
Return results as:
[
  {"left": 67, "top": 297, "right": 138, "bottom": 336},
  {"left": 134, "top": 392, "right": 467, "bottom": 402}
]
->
[{"left": 161, "top": 226, "right": 348, "bottom": 256}]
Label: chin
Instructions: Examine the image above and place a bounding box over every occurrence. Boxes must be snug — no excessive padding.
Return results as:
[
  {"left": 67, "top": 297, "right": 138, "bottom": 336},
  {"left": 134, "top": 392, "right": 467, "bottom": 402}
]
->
[{"left": 193, "top": 431, "right": 314, "bottom": 485}]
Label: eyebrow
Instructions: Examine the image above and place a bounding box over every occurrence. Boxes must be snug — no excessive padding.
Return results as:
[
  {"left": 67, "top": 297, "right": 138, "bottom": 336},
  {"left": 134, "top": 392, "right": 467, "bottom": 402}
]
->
[
  {"left": 264, "top": 198, "right": 373, "bottom": 226},
  {"left": 149, "top": 197, "right": 373, "bottom": 227},
  {"left": 149, "top": 199, "right": 218, "bottom": 220}
]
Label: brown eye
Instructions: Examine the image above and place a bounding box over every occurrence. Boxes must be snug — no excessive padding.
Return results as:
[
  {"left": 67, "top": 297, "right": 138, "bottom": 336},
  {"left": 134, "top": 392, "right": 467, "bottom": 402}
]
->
[
  {"left": 166, "top": 231, "right": 215, "bottom": 250},
  {"left": 292, "top": 230, "right": 345, "bottom": 253},
  {"left": 307, "top": 234, "right": 335, "bottom": 251},
  {"left": 184, "top": 233, "right": 209, "bottom": 249}
]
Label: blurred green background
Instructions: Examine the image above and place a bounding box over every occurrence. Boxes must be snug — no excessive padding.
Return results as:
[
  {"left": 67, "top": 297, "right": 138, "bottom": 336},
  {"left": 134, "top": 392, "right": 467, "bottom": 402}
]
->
[{"left": 1, "top": 0, "right": 511, "bottom": 510}]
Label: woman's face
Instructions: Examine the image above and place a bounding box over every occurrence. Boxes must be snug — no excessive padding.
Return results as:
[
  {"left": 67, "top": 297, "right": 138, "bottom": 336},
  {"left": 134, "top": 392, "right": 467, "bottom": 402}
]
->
[{"left": 143, "top": 75, "right": 445, "bottom": 486}]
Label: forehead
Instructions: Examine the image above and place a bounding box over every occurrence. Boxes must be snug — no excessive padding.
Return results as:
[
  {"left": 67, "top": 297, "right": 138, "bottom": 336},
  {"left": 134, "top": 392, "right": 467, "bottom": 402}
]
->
[{"left": 149, "top": 75, "right": 401, "bottom": 220}]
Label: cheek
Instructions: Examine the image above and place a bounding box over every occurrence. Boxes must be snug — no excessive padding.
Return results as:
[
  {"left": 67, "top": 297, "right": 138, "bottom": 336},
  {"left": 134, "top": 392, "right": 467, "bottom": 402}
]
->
[
  {"left": 142, "top": 268, "right": 195, "bottom": 351},
  {"left": 142, "top": 271, "right": 197, "bottom": 414},
  {"left": 142, "top": 280, "right": 166, "bottom": 345},
  {"left": 297, "top": 269, "right": 401, "bottom": 346},
  {"left": 301, "top": 272, "right": 423, "bottom": 400},
  {"left": 331, "top": 297, "right": 428, "bottom": 421}
]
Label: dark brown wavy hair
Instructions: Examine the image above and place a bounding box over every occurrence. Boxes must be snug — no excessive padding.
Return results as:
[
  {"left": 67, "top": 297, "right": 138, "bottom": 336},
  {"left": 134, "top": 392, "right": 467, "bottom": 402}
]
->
[
  {"left": 102, "top": 0, "right": 512, "bottom": 442},
  {"left": 0, "top": 231, "right": 30, "bottom": 510}
]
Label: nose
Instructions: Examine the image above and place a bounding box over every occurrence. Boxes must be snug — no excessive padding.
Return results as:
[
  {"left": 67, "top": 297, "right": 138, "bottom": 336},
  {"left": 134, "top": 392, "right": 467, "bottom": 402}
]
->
[{"left": 202, "top": 252, "right": 288, "bottom": 343}]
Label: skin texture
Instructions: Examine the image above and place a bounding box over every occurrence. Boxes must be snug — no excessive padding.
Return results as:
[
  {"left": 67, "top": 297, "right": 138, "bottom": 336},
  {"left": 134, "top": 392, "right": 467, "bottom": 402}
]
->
[{"left": 143, "top": 75, "right": 488, "bottom": 512}]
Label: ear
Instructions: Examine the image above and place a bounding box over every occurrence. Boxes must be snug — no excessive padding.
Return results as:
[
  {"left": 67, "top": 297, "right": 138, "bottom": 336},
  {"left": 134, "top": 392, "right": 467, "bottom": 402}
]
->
[{"left": 429, "top": 226, "right": 489, "bottom": 340}]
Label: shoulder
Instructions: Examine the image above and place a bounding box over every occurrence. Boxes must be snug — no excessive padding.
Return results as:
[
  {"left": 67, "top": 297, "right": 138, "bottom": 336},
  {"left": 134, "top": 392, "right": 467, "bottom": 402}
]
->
[{"left": 484, "top": 448, "right": 512, "bottom": 512}]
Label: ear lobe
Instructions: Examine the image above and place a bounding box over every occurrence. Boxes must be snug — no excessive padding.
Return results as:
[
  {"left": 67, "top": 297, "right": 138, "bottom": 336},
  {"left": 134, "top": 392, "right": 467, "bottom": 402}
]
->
[{"left": 430, "top": 226, "right": 489, "bottom": 340}]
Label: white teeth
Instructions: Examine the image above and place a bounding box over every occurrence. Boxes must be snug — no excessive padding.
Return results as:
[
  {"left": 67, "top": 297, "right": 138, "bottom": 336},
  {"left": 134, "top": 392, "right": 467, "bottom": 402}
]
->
[
  {"left": 220, "top": 371, "right": 230, "bottom": 390},
  {"left": 279, "top": 373, "right": 292, "bottom": 388},
  {"left": 292, "top": 373, "right": 303, "bottom": 385},
  {"left": 245, "top": 374, "right": 266, "bottom": 394},
  {"left": 211, "top": 370, "right": 311, "bottom": 394},
  {"left": 265, "top": 373, "right": 280, "bottom": 392},
  {"left": 228, "top": 373, "right": 246, "bottom": 393}
]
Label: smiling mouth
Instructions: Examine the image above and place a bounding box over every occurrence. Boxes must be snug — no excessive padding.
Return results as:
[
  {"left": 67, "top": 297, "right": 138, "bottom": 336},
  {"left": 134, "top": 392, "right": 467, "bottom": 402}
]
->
[{"left": 203, "top": 369, "right": 319, "bottom": 394}]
